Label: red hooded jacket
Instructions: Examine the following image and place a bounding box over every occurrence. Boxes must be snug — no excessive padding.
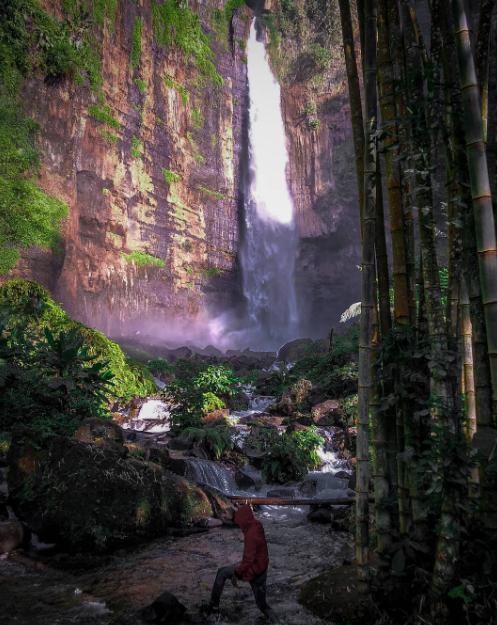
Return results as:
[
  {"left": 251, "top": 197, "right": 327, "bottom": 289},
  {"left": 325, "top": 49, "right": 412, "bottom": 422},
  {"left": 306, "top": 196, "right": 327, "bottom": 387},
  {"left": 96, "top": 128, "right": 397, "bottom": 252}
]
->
[{"left": 233, "top": 505, "right": 269, "bottom": 581}]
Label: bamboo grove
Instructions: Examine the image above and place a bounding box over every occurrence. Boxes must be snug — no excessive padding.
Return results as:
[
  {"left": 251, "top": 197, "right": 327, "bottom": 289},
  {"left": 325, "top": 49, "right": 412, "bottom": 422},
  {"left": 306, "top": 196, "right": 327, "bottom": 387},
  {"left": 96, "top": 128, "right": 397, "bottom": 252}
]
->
[{"left": 338, "top": 0, "right": 497, "bottom": 620}]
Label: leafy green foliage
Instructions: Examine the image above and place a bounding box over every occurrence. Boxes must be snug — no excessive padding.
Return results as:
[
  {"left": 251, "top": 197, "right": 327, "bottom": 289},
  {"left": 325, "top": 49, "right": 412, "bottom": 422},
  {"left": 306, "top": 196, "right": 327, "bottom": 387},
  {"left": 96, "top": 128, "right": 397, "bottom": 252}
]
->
[
  {"left": 152, "top": 0, "right": 223, "bottom": 86},
  {"left": 134, "top": 78, "right": 146, "bottom": 94},
  {"left": 0, "top": 88, "right": 67, "bottom": 274},
  {"left": 147, "top": 357, "right": 174, "bottom": 375},
  {"left": 211, "top": 0, "right": 245, "bottom": 48},
  {"left": 194, "top": 364, "right": 238, "bottom": 396},
  {"left": 0, "top": 323, "right": 114, "bottom": 435},
  {"left": 130, "top": 136, "right": 143, "bottom": 159},
  {"left": 191, "top": 107, "right": 204, "bottom": 129},
  {"left": 201, "top": 391, "right": 225, "bottom": 413},
  {"left": 166, "top": 362, "right": 239, "bottom": 430},
  {"left": 88, "top": 104, "right": 121, "bottom": 128},
  {"left": 163, "top": 74, "right": 189, "bottom": 104},
  {"left": 261, "top": 427, "right": 324, "bottom": 483},
  {"left": 0, "top": 279, "right": 155, "bottom": 414},
  {"left": 162, "top": 168, "right": 182, "bottom": 185},
  {"left": 197, "top": 186, "right": 225, "bottom": 200},
  {"left": 181, "top": 425, "right": 233, "bottom": 460},
  {"left": 131, "top": 16, "right": 142, "bottom": 69},
  {"left": 121, "top": 251, "right": 166, "bottom": 268}
]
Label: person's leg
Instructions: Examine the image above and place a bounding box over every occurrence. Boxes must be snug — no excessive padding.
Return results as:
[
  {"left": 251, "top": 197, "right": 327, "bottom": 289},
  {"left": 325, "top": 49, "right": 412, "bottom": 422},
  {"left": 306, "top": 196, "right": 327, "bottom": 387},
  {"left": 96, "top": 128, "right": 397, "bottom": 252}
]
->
[
  {"left": 250, "top": 570, "right": 278, "bottom": 621},
  {"left": 209, "top": 564, "right": 236, "bottom": 608}
]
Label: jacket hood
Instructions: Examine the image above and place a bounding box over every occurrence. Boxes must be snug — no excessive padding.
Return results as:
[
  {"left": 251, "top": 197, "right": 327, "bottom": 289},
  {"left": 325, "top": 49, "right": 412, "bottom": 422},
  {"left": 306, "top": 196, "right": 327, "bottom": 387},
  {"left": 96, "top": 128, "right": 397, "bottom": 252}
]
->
[{"left": 234, "top": 505, "right": 255, "bottom": 531}]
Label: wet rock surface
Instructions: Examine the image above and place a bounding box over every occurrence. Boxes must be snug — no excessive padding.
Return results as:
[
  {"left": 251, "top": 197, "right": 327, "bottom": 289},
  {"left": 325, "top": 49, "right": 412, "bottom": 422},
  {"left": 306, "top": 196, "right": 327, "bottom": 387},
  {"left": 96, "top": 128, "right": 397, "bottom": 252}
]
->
[{"left": 0, "top": 506, "right": 352, "bottom": 625}]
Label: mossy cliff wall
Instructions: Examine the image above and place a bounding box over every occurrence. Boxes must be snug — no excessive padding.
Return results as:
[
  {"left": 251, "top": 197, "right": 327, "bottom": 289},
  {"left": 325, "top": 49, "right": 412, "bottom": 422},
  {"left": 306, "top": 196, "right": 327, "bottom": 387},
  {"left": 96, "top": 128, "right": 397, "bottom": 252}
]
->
[
  {"left": 265, "top": 0, "right": 361, "bottom": 336},
  {"left": 7, "top": 0, "right": 250, "bottom": 339},
  {"left": 6, "top": 0, "right": 360, "bottom": 341}
]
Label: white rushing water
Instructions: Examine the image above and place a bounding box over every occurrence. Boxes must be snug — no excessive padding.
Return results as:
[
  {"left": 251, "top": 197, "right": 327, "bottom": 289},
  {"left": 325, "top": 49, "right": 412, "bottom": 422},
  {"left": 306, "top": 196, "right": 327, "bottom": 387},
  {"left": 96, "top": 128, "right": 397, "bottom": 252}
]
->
[{"left": 240, "top": 19, "right": 299, "bottom": 348}]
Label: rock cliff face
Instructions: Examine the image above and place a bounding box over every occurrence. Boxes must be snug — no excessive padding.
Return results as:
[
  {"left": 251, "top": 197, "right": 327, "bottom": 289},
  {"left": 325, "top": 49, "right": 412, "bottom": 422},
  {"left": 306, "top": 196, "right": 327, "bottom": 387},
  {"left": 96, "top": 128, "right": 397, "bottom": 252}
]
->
[
  {"left": 7, "top": 0, "right": 360, "bottom": 344},
  {"left": 273, "top": 0, "right": 361, "bottom": 337}
]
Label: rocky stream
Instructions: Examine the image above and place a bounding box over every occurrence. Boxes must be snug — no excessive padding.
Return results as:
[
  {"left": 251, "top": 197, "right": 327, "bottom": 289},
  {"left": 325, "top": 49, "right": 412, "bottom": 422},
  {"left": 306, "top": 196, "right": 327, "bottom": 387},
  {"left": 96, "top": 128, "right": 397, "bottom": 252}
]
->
[{"left": 0, "top": 382, "right": 356, "bottom": 625}]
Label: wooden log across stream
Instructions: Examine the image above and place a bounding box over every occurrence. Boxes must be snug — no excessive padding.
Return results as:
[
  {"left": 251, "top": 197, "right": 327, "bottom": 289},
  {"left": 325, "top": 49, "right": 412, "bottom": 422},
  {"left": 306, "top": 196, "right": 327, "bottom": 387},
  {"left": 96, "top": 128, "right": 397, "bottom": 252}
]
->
[{"left": 227, "top": 495, "right": 356, "bottom": 506}]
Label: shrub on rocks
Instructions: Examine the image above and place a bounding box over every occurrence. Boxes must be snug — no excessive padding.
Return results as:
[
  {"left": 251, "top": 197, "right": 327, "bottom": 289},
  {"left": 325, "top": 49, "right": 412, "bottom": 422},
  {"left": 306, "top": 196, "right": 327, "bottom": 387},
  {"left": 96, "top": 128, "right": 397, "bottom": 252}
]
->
[
  {"left": 276, "top": 378, "right": 313, "bottom": 416},
  {"left": 261, "top": 427, "right": 324, "bottom": 483},
  {"left": 0, "top": 279, "right": 155, "bottom": 435},
  {"left": 7, "top": 427, "right": 213, "bottom": 551}
]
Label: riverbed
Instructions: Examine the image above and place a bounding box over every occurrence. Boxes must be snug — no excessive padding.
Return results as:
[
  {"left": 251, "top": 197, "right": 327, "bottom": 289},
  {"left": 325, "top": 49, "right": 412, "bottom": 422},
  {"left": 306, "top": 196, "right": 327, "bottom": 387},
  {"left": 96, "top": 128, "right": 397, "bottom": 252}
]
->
[{"left": 0, "top": 506, "right": 352, "bottom": 625}]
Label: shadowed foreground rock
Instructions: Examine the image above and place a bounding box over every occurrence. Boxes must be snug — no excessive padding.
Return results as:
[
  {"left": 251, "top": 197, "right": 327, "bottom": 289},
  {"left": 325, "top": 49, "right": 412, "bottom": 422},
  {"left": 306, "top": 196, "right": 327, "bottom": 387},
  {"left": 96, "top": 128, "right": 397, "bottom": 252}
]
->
[
  {"left": 299, "top": 565, "right": 374, "bottom": 625},
  {"left": 141, "top": 591, "right": 187, "bottom": 624},
  {"left": 7, "top": 425, "right": 214, "bottom": 552}
]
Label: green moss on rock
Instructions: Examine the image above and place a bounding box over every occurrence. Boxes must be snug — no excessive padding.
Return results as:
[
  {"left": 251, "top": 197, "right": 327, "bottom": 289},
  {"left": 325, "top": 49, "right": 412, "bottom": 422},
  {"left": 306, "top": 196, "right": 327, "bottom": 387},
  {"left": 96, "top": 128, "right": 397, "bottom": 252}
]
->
[{"left": 7, "top": 428, "right": 213, "bottom": 551}]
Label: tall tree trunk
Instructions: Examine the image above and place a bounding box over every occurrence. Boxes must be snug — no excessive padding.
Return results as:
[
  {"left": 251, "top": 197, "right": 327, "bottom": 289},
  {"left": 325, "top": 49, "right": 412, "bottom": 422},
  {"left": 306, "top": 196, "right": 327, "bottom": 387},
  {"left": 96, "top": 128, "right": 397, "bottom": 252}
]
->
[
  {"left": 377, "top": 0, "right": 411, "bottom": 326},
  {"left": 476, "top": 0, "right": 496, "bottom": 139},
  {"left": 452, "top": 0, "right": 497, "bottom": 421},
  {"left": 339, "top": 0, "right": 365, "bottom": 230},
  {"left": 461, "top": 279, "right": 477, "bottom": 438},
  {"left": 376, "top": 159, "right": 391, "bottom": 338},
  {"left": 373, "top": 157, "right": 395, "bottom": 564},
  {"left": 402, "top": 2, "right": 461, "bottom": 597},
  {"left": 438, "top": 4, "right": 494, "bottom": 428},
  {"left": 356, "top": 0, "right": 378, "bottom": 574}
]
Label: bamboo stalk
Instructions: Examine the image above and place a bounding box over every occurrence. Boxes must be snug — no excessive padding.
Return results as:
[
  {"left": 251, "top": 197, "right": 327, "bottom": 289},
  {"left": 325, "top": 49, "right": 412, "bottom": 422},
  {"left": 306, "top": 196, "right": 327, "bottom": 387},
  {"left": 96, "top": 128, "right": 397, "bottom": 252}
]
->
[
  {"left": 356, "top": 0, "right": 378, "bottom": 575},
  {"left": 452, "top": 0, "right": 497, "bottom": 421},
  {"left": 475, "top": 0, "right": 496, "bottom": 140},
  {"left": 339, "top": 0, "right": 365, "bottom": 231}
]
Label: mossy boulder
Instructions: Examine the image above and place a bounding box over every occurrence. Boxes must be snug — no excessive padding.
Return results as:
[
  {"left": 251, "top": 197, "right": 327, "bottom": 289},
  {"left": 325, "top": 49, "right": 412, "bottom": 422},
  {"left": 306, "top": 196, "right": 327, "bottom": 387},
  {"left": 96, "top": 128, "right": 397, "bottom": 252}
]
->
[{"left": 7, "top": 428, "right": 213, "bottom": 551}]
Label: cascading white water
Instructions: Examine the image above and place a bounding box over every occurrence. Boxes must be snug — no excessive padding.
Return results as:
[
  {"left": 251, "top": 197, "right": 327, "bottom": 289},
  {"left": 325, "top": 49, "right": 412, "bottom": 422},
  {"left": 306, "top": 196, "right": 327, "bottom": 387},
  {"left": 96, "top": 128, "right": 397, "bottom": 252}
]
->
[{"left": 240, "top": 19, "right": 299, "bottom": 348}]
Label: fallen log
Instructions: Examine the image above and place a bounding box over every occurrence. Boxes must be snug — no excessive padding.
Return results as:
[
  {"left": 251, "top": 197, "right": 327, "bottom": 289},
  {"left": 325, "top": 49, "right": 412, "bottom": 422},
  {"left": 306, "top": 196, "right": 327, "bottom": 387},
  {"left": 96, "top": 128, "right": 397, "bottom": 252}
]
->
[{"left": 227, "top": 496, "right": 356, "bottom": 506}]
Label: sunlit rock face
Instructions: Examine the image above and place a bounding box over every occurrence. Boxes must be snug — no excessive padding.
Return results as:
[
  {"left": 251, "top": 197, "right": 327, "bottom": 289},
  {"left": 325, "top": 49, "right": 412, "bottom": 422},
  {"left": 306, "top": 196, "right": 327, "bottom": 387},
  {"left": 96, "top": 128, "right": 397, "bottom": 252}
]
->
[
  {"left": 8, "top": 0, "right": 250, "bottom": 341},
  {"left": 275, "top": 1, "right": 362, "bottom": 338},
  {"left": 7, "top": 0, "right": 361, "bottom": 345}
]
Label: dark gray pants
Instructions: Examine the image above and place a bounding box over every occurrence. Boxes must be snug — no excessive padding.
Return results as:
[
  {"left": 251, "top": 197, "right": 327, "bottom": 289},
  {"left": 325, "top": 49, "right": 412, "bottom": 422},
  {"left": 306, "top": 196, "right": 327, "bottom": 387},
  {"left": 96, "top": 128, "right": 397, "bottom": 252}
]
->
[{"left": 210, "top": 564, "right": 272, "bottom": 616}]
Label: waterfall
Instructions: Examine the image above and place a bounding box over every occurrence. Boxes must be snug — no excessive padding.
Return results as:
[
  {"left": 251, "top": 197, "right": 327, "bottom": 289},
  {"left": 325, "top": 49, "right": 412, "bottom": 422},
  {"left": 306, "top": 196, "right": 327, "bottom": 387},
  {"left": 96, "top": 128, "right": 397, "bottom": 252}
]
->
[
  {"left": 240, "top": 19, "right": 299, "bottom": 349},
  {"left": 185, "top": 458, "right": 238, "bottom": 494}
]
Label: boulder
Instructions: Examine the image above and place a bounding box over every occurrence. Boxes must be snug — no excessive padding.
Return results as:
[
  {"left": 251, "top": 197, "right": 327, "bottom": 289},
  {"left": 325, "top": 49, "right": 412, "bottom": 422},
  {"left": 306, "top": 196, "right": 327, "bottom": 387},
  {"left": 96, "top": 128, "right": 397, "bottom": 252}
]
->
[
  {"left": 307, "top": 508, "right": 334, "bottom": 524},
  {"left": 311, "top": 400, "right": 344, "bottom": 427},
  {"left": 331, "top": 506, "right": 352, "bottom": 532},
  {"left": 74, "top": 418, "right": 124, "bottom": 447},
  {"left": 244, "top": 447, "right": 265, "bottom": 469},
  {"left": 276, "top": 379, "right": 313, "bottom": 416},
  {"left": 7, "top": 429, "right": 213, "bottom": 552},
  {"left": 141, "top": 591, "right": 187, "bottom": 624},
  {"left": 167, "top": 346, "right": 193, "bottom": 360},
  {"left": 299, "top": 474, "right": 349, "bottom": 497},
  {"left": 241, "top": 414, "right": 284, "bottom": 428},
  {"left": 201, "top": 408, "right": 229, "bottom": 425},
  {"left": 267, "top": 487, "right": 296, "bottom": 498},
  {"left": 0, "top": 520, "right": 26, "bottom": 554},
  {"left": 277, "top": 338, "right": 316, "bottom": 362},
  {"left": 235, "top": 466, "right": 263, "bottom": 490}
]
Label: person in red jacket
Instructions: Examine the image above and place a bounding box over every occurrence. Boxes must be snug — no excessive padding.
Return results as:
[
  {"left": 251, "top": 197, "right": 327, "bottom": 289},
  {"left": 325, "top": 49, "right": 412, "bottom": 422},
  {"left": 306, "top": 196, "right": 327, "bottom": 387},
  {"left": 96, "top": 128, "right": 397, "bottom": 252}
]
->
[{"left": 202, "top": 504, "right": 278, "bottom": 622}]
